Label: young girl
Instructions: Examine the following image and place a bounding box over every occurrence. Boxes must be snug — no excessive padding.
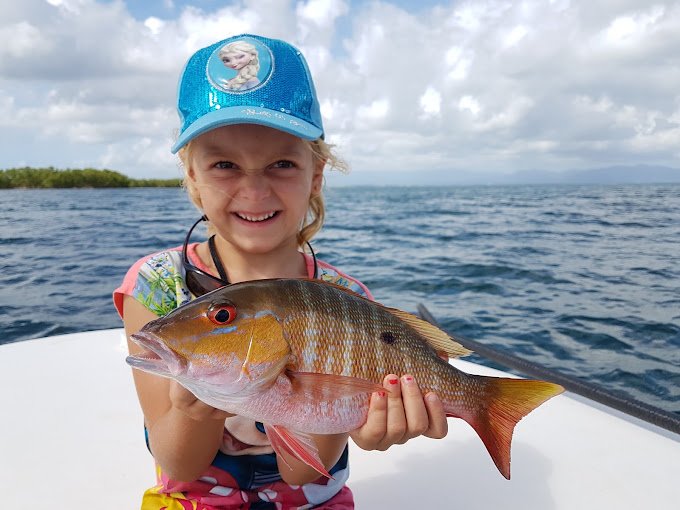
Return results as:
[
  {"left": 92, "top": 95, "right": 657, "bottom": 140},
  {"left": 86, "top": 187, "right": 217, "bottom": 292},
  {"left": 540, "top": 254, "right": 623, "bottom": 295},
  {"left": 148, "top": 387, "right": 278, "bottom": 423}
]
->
[{"left": 114, "top": 34, "right": 448, "bottom": 510}]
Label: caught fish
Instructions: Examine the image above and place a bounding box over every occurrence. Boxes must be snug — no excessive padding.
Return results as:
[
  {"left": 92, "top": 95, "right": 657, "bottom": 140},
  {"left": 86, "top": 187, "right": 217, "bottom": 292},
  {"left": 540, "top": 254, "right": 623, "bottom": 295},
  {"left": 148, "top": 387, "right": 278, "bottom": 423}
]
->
[{"left": 128, "top": 278, "right": 563, "bottom": 479}]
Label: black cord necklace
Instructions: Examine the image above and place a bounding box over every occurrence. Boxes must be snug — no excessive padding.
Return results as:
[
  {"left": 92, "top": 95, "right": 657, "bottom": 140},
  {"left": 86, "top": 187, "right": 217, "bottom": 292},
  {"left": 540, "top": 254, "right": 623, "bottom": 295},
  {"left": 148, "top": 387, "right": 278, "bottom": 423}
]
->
[{"left": 207, "top": 235, "right": 319, "bottom": 282}]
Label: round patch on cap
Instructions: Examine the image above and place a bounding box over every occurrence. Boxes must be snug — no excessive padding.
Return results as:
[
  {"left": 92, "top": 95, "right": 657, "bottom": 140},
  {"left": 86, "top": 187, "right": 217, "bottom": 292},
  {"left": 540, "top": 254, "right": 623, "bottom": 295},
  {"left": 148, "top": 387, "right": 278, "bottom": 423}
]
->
[{"left": 206, "top": 37, "right": 273, "bottom": 94}]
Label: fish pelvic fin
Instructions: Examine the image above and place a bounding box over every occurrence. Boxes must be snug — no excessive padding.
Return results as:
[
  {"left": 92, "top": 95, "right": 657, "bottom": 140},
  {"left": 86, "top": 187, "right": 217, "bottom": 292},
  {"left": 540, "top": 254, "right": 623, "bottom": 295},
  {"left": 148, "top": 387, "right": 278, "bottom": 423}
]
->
[
  {"left": 264, "top": 424, "right": 333, "bottom": 480},
  {"left": 449, "top": 377, "right": 564, "bottom": 480},
  {"left": 388, "top": 308, "right": 473, "bottom": 358}
]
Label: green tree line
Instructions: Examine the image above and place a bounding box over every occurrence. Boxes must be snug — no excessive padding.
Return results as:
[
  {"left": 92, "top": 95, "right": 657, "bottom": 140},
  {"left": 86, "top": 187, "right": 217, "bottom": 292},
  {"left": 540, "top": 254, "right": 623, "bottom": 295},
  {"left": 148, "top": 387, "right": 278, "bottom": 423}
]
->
[{"left": 0, "top": 167, "right": 182, "bottom": 189}]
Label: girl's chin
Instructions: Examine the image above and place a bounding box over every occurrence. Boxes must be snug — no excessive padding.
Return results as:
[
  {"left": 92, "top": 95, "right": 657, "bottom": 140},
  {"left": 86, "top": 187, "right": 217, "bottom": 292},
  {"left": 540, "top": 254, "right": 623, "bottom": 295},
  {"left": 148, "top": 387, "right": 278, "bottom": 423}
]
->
[
  {"left": 229, "top": 242, "right": 297, "bottom": 257},
  {"left": 225, "top": 232, "right": 298, "bottom": 254}
]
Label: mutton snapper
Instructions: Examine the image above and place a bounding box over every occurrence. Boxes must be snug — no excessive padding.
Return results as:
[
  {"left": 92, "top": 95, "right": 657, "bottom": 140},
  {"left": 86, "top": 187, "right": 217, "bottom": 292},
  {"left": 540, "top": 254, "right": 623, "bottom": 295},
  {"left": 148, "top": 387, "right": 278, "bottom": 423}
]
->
[{"left": 128, "top": 278, "right": 563, "bottom": 479}]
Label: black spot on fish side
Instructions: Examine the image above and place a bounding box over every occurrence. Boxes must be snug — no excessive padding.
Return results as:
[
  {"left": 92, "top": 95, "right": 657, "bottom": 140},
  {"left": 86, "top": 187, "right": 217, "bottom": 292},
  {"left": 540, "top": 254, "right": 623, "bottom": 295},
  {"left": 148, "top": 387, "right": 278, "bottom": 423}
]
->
[{"left": 381, "top": 331, "right": 396, "bottom": 344}]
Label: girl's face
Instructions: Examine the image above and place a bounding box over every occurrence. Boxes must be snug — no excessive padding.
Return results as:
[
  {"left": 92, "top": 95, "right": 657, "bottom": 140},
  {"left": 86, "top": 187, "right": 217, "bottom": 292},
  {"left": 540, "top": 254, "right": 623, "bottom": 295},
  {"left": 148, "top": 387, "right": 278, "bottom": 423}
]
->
[
  {"left": 186, "top": 124, "right": 324, "bottom": 257},
  {"left": 221, "top": 51, "right": 253, "bottom": 71}
]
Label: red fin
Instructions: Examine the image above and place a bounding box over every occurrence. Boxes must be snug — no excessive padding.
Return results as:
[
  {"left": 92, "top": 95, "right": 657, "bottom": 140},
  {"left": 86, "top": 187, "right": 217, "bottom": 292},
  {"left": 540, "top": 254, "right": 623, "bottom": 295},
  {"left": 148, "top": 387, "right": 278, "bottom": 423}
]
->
[
  {"left": 264, "top": 424, "right": 333, "bottom": 479},
  {"left": 288, "top": 371, "right": 384, "bottom": 401},
  {"left": 448, "top": 377, "right": 564, "bottom": 479}
]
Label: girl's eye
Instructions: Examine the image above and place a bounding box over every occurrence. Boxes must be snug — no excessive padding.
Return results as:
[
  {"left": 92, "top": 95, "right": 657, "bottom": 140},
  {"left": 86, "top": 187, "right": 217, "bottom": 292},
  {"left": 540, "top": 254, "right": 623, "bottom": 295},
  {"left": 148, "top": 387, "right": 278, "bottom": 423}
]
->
[
  {"left": 215, "top": 161, "right": 236, "bottom": 169},
  {"left": 208, "top": 303, "right": 237, "bottom": 325},
  {"left": 273, "top": 160, "right": 295, "bottom": 169}
]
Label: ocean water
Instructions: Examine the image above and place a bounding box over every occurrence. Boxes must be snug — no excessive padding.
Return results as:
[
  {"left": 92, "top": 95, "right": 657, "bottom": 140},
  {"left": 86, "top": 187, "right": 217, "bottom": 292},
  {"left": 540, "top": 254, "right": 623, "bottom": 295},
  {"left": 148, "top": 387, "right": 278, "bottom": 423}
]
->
[{"left": 1, "top": 184, "right": 678, "bottom": 418}]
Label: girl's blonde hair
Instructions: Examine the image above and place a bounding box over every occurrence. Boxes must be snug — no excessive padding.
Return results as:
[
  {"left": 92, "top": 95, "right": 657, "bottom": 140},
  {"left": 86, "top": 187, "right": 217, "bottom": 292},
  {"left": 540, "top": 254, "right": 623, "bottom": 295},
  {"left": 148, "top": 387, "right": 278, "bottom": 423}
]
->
[
  {"left": 218, "top": 42, "right": 260, "bottom": 91},
  {"left": 179, "top": 137, "right": 348, "bottom": 248}
]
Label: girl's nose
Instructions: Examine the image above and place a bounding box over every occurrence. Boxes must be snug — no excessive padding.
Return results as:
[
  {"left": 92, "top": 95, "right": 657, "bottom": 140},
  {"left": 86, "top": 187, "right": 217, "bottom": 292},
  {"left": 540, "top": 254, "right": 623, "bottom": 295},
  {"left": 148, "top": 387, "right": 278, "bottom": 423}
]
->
[{"left": 237, "top": 171, "right": 271, "bottom": 200}]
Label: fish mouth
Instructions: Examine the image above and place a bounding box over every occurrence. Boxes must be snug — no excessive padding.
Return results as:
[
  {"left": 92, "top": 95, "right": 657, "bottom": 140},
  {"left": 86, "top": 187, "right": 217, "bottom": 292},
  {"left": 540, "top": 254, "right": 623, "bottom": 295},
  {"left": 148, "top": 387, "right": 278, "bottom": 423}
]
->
[{"left": 127, "top": 331, "right": 184, "bottom": 378}]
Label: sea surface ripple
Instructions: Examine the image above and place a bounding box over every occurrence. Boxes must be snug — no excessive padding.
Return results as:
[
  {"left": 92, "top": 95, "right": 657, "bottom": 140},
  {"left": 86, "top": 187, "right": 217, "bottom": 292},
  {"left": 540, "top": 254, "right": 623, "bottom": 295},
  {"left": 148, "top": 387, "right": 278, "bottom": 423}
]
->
[{"left": 1, "top": 184, "right": 678, "bottom": 417}]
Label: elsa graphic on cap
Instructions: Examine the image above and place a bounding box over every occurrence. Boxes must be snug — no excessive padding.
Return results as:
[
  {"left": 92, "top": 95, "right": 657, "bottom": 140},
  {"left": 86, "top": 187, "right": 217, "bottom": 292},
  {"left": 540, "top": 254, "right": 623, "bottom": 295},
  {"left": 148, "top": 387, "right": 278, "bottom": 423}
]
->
[{"left": 218, "top": 41, "right": 261, "bottom": 91}]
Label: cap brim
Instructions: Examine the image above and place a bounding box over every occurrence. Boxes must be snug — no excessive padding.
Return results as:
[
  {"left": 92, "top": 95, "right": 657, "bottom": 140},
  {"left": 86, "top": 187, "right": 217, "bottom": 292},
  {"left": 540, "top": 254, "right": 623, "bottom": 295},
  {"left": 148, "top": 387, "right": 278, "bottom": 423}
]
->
[{"left": 171, "top": 106, "right": 323, "bottom": 153}]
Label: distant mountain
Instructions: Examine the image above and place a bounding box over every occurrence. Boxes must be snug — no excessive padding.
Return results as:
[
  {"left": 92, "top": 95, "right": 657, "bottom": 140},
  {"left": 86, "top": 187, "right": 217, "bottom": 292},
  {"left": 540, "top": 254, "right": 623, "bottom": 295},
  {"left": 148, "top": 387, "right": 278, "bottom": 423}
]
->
[
  {"left": 504, "top": 165, "right": 680, "bottom": 185},
  {"left": 327, "top": 165, "right": 680, "bottom": 186}
]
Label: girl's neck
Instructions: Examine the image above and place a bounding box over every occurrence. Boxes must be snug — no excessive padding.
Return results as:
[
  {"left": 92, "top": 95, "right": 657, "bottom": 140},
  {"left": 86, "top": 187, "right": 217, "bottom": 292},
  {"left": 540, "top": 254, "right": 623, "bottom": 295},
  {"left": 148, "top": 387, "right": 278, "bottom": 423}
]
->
[{"left": 196, "top": 236, "right": 308, "bottom": 284}]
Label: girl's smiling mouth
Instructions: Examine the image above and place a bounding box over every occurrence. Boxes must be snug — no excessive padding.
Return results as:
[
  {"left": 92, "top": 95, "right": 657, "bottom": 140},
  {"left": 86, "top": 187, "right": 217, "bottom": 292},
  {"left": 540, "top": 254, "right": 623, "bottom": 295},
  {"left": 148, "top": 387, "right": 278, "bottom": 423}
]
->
[{"left": 234, "top": 211, "right": 279, "bottom": 222}]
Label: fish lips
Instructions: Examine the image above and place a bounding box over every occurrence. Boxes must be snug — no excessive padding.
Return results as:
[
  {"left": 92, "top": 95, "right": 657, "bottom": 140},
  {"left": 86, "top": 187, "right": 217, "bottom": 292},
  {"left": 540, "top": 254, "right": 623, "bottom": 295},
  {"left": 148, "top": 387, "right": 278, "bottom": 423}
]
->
[{"left": 127, "top": 331, "right": 185, "bottom": 378}]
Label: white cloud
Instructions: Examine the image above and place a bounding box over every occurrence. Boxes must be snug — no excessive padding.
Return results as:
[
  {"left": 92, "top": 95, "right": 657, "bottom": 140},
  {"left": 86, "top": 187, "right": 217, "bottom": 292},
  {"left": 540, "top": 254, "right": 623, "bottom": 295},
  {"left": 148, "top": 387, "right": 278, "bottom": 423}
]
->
[
  {"left": 1, "top": 0, "right": 680, "bottom": 179},
  {"left": 0, "top": 22, "right": 45, "bottom": 59},
  {"left": 296, "top": 0, "right": 348, "bottom": 27},
  {"left": 504, "top": 25, "right": 529, "bottom": 47},
  {"left": 144, "top": 16, "right": 165, "bottom": 36},
  {"left": 458, "top": 95, "right": 480, "bottom": 116},
  {"left": 357, "top": 98, "right": 390, "bottom": 123},
  {"left": 603, "top": 6, "right": 665, "bottom": 45},
  {"left": 420, "top": 87, "right": 442, "bottom": 117}
]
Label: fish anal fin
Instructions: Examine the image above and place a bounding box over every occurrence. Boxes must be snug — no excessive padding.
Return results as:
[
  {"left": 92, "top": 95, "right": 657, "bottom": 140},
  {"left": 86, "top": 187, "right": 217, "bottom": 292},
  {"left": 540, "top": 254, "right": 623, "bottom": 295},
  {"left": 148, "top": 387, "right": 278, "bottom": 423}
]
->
[
  {"left": 288, "top": 371, "right": 384, "bottom": 401},
  {"left": 450, "top": 377, "right": 564, "bottom": 479},
  {"left": 264, "top": 424, "right": 333, "bottom": 479},
  {"left": 387, "top": 308, "right": 473, "bottom": 358}
]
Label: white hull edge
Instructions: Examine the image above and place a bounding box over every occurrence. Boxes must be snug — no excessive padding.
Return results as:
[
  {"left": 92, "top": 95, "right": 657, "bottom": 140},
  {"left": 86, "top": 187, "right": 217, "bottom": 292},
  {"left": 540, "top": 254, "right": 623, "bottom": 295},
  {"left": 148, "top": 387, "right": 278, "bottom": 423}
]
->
[{"left": 1, "top": 329, "right": 678, "bottom": 509}]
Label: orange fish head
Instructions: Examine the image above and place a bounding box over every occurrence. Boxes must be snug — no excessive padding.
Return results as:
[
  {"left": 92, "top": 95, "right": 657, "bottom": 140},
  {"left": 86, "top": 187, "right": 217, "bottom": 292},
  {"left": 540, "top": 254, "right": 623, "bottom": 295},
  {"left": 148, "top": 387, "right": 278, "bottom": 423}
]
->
[{"left": 128, "top": 291, "right": 291, "bottom": 397}]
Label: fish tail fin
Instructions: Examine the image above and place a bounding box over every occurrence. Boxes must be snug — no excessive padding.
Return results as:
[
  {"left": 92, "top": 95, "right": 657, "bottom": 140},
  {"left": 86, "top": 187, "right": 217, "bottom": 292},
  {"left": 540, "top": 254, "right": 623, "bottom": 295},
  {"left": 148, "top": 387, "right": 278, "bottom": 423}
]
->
[{"left": 448, "top": 377, "right": 563, "bottom": 480}]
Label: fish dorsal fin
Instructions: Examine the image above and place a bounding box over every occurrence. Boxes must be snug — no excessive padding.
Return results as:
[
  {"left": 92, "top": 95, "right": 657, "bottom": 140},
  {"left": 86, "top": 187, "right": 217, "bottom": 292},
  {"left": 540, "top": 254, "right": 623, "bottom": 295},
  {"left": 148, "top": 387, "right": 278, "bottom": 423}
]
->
[
  {"left": 300, "top": 278, "right": 370, "bottom": 299},
  {"left": 387, "top": 307, "right": 473, "bottom": 358},
  {"left": 302, "top": 278, "right": 472, "bottom": 358}
]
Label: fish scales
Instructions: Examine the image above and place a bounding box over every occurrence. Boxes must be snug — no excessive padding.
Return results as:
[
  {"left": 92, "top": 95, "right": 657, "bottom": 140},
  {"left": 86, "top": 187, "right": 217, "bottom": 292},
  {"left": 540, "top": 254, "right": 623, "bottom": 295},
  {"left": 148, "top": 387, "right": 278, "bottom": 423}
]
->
[
  {"left": 128, "top": 278, "right": 564, "bottom": 480},
  {"left": 281, "top": 279, "right": 448, "bottom": 390}
]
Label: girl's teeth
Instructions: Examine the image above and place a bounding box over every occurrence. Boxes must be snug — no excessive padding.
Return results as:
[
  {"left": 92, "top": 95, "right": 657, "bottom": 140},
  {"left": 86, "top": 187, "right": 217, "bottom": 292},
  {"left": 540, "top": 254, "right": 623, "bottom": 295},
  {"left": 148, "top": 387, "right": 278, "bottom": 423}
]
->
[{"left": 237, "top": 212, "right": 276, "bottom": 222}]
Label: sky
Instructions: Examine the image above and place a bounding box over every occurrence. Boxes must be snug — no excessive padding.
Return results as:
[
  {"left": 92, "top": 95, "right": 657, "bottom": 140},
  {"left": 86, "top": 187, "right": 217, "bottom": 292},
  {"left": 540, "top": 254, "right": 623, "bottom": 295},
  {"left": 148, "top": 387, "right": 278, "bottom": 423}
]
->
[{"left": 1, "top": 0, "right": 680, "bottom": 183}]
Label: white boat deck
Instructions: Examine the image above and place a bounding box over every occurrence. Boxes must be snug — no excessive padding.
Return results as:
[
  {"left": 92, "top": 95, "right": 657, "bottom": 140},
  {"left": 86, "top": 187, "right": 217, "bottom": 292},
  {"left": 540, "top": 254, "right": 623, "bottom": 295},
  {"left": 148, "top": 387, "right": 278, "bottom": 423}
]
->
[{"left": 1, "top": 329, "right": 678, "bottom": 509}]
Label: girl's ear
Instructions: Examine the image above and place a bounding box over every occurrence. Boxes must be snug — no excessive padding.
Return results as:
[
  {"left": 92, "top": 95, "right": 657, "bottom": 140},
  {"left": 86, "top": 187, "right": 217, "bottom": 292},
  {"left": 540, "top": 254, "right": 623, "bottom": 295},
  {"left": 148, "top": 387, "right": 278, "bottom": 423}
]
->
[
  {"left": 311, "top": 160, "right": 325, "bottom": 196},
  {"left": 312, "top": 169, "right": 323, "bottom": 196},
  {"left": 179, "top": 147, "right": 196, "bottom": 181}
]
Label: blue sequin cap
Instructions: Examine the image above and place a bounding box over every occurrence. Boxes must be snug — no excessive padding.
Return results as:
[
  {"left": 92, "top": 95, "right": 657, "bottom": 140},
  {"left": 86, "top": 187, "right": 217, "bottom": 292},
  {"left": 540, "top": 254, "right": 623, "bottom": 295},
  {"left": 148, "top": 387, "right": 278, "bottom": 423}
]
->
[{"left": 171, "top": 34, "right": 324, "bottom": 153}]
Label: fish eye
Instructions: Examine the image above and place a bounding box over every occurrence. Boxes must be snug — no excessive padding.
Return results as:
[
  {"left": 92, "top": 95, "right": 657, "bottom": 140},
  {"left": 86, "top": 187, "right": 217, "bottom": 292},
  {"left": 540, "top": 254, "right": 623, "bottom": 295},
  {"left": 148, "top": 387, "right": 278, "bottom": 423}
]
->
[{"left": 208, "top": 303, "right": 237, "bottom": 325}]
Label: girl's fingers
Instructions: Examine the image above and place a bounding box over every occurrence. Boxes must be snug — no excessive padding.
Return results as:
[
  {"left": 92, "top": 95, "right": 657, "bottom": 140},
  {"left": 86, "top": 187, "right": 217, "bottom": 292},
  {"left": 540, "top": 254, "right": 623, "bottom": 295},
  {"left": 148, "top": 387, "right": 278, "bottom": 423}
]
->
[
  {"left": 397, "top": 375, "right": 430, "bottom": 443},
  {"left": 349, "top": 387, "right": 389, "bottom": 450},
  {"left": 381, "top": 375, "right": 407, "bottom": 447},
  {"left": 169, "top": 381, "right": 232, "bottom": 421},
  {"left": 423, "top": 392, "right": 449, "bottom": 439},
  {"left": 350, "top": 374, "right": 449, "bottom": 451}
]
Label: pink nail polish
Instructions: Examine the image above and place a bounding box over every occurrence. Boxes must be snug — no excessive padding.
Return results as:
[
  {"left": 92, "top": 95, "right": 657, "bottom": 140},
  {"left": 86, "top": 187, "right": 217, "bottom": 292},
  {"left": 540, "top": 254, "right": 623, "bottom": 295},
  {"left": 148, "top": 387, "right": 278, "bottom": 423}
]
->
[
  {"left": 377, "top": 391, "right": 386, "bottom": 397},
  {"left": 404, "top": 376, "right": 413, "bottom": 383},
  {"left": 388, "top": 378, "right": 398, "bottom": 385}
]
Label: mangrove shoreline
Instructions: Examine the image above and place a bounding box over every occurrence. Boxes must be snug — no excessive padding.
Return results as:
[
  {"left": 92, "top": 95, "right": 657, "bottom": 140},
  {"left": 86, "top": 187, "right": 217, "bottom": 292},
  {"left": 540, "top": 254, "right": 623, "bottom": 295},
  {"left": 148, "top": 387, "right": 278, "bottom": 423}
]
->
[{"left": 0, "top": 167, "right": 182, "bottom": 189}]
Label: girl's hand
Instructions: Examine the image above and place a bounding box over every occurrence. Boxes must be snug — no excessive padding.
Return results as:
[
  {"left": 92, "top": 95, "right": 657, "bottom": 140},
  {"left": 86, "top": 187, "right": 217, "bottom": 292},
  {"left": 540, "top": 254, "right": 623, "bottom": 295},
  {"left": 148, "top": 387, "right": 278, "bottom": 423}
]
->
[
  {"left": 169, "top": 380, "right": 234, "bottom": 422},
  {"left": 349, "top": 374, "right": 448, "bottom": 451}
]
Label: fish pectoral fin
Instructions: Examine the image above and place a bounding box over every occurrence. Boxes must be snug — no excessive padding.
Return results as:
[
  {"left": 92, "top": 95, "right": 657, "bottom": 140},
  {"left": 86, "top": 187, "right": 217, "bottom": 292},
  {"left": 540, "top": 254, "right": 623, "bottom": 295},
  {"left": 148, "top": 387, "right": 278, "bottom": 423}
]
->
[
  {"left": 288, "top": 372, "right": 384, "bottom": 401},
  {"left": 264, "top": 424, "right": 333, "bottom": 479},
  {"left": 238, "top": 354, "right": 291, "bottom": 396},
  {"left": 387, "top": 307, "right": 473, "bottom": 358}
]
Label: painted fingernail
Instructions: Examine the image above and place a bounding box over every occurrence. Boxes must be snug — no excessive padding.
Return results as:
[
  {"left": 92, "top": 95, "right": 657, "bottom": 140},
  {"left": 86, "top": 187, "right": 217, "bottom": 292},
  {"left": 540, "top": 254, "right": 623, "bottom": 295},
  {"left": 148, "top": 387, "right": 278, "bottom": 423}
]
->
[{"left": 388, "top": 377, "right": 399, "bottom": 385}]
